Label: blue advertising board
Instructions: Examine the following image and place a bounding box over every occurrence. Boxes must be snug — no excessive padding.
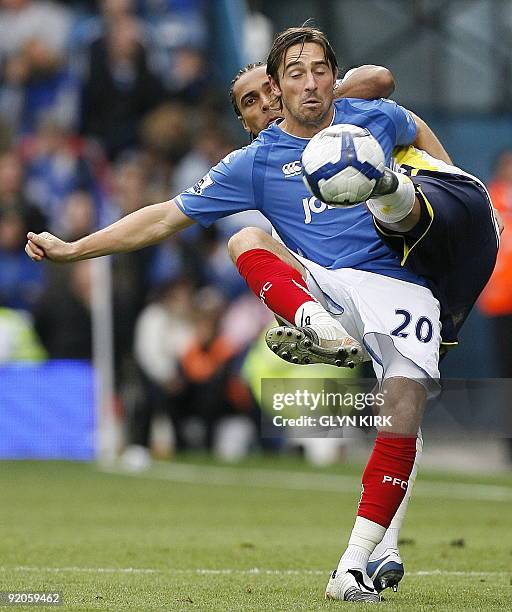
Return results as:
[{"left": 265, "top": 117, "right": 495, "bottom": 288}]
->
[{"left": 0, "top": 361, "right": 95, "bottom": 460}]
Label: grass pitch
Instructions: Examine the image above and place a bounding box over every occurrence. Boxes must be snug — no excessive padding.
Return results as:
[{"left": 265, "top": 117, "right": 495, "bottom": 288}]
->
[{"left": 0, "top": 457, "right": 511, "bottom": 610}]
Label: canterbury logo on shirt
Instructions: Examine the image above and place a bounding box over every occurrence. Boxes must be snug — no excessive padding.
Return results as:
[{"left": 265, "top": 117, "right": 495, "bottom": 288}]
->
[{"left": 282, "top": 160, "right": 302, "bottom": 177}]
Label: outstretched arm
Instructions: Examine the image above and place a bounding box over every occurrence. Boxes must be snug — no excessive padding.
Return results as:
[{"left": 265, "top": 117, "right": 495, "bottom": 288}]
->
[
  {"left": 409, "top": 110, "right": 453, "bottom": 165},
  {"left": 335, "top": 65, "right": 395, "bottom": 100},
  {"left": 25, "top": 199, "right": 194, "bottom": 263}
]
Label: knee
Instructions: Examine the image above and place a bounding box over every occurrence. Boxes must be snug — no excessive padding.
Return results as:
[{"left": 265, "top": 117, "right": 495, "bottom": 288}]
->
[{"left": 227, "top": 227, "right": 268, "bottom": 263}]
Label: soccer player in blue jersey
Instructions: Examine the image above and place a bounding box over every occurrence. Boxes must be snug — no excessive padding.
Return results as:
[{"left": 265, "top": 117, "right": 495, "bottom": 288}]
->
[
  {"left": 227, "top": 60, "right": 465, "bottom": 596},
  {"left": 227, "top": 35, "right": 499, "bottom": 600},
  {"left": 230, "top": 60, "right": 502, "bottom": 355},
  {"left": 24, "top": 26, "right": 500, "bottom": 603}
]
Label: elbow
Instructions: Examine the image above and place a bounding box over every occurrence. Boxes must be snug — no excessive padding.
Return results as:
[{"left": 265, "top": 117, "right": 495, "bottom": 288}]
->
[{"left": 373, "top": 66, "right": 395, "bottom": 98}]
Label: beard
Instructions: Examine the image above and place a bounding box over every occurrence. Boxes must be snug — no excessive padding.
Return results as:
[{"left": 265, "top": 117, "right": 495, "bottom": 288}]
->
[{"left": 282, "top": 97, "right": 333, "bottom": 128}]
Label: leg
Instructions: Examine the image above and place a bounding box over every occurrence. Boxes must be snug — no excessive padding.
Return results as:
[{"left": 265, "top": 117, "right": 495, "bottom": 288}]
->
[
  {"left": 227, "top": 226, "right": 306, "bottom": 275},
  {"left": 373, "top": 173, "right": 499, "bottom": 345},
  {"left": 228, "top": 227, "right": 363, "bottom": 366},
  {"left": 368, "top": 382, "right": 424, "bottom": 563},
  {"left": 366, "top": 169, "right": 421, "bottom": 232},
  {"left": 323, "top": 268, "right": 440, "bottom": 602},
  {"left": 367, "top": 428, "right": 423, "bottom": 591},
  {"left": 339, "top": 377, "right": 425, "bottom": 561},
  {"left": 326, "top": 377, "right": 426, "bottom": 602},
  {"left": 364, "top": 176, "right": 498, "bottom": 588}
]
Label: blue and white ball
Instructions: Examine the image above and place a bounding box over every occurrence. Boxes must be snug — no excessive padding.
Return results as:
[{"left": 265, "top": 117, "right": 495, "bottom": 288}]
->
[{"left": 301, "top": 124, "right": 385, "bottom": 207}]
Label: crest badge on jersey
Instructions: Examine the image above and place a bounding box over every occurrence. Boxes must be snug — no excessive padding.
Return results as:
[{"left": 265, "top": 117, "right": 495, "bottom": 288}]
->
[{"left": 193, "top": 173, "right": 214, "bottom": 194}]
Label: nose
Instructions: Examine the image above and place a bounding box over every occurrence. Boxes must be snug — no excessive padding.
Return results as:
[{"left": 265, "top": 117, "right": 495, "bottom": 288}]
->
[
  {"left": 304, "top": 70, "right": 317, "bottom": 92},
  {"left": 261, "top": 94, "right": 270, "bottom": 111}
]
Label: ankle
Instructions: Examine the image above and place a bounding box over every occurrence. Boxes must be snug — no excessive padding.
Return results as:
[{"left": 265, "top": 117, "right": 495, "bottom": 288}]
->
[
  {"left": 294, "top": 301, "right": 342, "bottom": 332},
  {"left": 367, "top": 171, "right": 415, "bottom": 224},
  {"left": 337, "top": 516, "right": 386, "bottom": 572}
]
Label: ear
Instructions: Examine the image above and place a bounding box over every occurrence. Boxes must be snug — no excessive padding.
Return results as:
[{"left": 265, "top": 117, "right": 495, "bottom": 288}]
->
[
  {"left": 240, "top": 116, "right": 251, "bottom": 134},
  {"left": 268, "top": 75, "right": 282, "bottom": 98}
]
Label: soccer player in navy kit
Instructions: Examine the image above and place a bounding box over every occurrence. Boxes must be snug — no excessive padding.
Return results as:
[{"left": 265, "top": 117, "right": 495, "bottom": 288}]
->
[
  {"left": 366, "top": 145, "right": 500, "bottom": 351},
  {"left": 25, "top": 27, "right": 500, "bottom": 603}
]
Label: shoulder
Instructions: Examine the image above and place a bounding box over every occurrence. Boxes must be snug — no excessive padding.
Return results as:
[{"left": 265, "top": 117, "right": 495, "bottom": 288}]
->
[
  {"left": 209, "top": 145, "right": 257, "bottom": 179},
  {"left": 253, "top": 122, "right": 293, "bottom": 148},
  {"left": 215, "top": 141, "right": 257, "bottom": 170},
  {"left": 334, "top": 97, "right": 384, "bottom": 110},
  {"left": 336, "top": 98, "right": 413, "bottom": 131},
  {"left": 216, "top": 135, "right": 276, "bottom": 172},
  {"left": 335, "top": 97, "right": 401, "bottom": 113},
  {"left": 219, "top": 146, "right": 253, "bottom": 166},
  {"left": 334, "top": 98, "right": 401, "bottom": 125}
]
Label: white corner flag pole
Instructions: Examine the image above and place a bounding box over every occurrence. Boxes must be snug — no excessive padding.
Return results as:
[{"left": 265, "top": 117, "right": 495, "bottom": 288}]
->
[{"left": 91, "top": 256, "right": 120, "bottom": 465}]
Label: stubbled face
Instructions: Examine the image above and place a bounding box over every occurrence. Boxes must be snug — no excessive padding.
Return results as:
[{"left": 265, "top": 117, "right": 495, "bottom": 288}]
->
[
  {"left": 269, "top": 42, "right": 336, "bottom": 136},
  {"left": 233, "top": 65, "right": 282, "bottom": 136}
]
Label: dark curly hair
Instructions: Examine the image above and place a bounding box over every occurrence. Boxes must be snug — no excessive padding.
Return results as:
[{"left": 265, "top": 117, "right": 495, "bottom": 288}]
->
[{"left": 228, "top": 61, "right": 265, "bottom": 119}]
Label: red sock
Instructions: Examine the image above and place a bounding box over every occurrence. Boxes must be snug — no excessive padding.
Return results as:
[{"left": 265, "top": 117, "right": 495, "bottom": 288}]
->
[
  {"left": 236, "top": 248, "right": 315, "bottom": 323},
  {"left": 357, "top": 433, "right": 417, "bottom": 528}
]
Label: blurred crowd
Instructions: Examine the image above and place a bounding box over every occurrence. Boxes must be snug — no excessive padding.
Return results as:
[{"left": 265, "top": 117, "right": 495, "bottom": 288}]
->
[
  {"left": 1, "top": 1, "right": 511, "bottom": 465},
  {"left": 0, "top": 0, "right": 278, "bottom": 463},
  {"left": 478, "top": 150, "right": 512, "bottom": 385}
]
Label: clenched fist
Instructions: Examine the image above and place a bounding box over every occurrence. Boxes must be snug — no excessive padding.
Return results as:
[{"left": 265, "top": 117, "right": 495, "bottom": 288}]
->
[{"left": 25, "top": 232, "right": 76, "bottom": 263}]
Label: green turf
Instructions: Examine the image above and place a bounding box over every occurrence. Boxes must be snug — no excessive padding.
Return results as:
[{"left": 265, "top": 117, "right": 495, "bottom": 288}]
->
[{"left": 0, "top": 457, "right": 511, "bottom": 610}]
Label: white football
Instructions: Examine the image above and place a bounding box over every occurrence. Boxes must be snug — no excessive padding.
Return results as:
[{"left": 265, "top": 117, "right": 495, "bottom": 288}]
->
[{"left": 301, "top": 124, "right": 385, "bottom": 207}]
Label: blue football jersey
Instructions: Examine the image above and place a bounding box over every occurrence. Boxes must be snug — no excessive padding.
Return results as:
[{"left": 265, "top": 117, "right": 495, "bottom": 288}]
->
[{"left": 176, "top": 98, "right": 426, "bottom": 286}]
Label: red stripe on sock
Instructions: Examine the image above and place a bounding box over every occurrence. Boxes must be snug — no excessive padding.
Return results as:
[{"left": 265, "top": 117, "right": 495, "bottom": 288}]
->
[
  {"left": 357, "top": 433, "right": 417, "bottom": 528},
  {"left": 236, "top": 248, "right": 315, "bottom": 323}
]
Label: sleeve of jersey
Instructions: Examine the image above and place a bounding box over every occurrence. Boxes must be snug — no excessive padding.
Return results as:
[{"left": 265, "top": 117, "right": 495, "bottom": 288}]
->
[
  {"left": 389, "top": 102, "right": 417, "bottom": 145},
  {"left": 174, "top": 147, "right": 257, "bottom": 227},
  {"left": 371, "top": 99, "right": 417, "bottom": 146}
]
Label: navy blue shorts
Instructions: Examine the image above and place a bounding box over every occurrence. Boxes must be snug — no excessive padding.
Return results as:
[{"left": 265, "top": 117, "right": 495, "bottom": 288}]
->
[{"left": 375, "top": 171, "right": 499, "bottom": 347}]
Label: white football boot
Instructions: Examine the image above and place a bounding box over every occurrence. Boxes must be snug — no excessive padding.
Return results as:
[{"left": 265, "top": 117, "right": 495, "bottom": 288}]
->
[
  {"left": 265, "top": 325, "right": 364, "bottom": 368},
  {"left": 325, "top": 568, "right": 381, "bottom": 603},
  {"left": 367, "top": 548, "right": 404, "bottom": 593}
]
